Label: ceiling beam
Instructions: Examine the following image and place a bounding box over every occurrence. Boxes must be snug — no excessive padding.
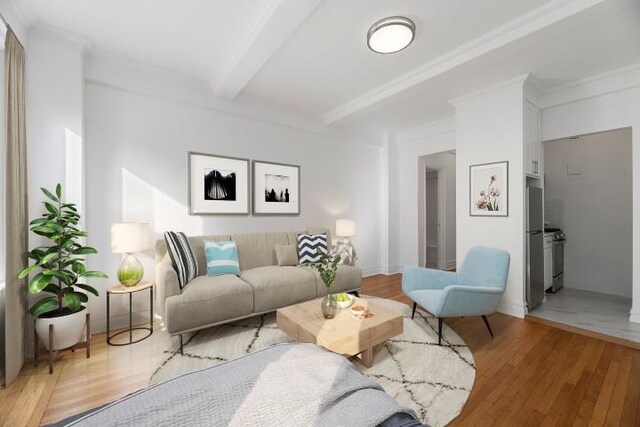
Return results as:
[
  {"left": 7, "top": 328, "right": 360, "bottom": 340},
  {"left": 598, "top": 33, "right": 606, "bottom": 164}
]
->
[
  {"left": 213, "top": 0, "right": 322, "bottom": 100},
  {"left": 323, "top": 0, "right": 606, "bottom": 126}
]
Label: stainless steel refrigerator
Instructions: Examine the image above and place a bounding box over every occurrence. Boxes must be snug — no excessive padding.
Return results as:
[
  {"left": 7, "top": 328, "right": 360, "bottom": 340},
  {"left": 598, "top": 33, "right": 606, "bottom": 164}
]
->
[{"left": 526, "top": 187, "right": 544, "bottom": 311}]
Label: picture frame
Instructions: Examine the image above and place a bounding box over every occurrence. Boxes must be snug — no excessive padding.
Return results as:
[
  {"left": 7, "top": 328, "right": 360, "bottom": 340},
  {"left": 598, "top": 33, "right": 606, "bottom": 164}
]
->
[
  {"left": 188, "top": 152, "right": 250, "bottom": 215},
  {"left": 252, "top": 160, "right": 300, "bottom": 215},
  {"left": 469, "top": 161, "right": 509, "bottom": 217}
]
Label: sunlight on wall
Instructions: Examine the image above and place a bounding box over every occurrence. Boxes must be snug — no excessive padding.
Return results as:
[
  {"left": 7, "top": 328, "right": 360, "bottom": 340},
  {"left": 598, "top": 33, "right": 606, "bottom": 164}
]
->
[
  {"left": 121, "top": 168, "right": 203, "bottom": 279},
  {"left": 64, "top": 128, "right": 84, "bottom": 214},
  {"left": 322, "top": 197, "right": 350, "bottom": 217}
]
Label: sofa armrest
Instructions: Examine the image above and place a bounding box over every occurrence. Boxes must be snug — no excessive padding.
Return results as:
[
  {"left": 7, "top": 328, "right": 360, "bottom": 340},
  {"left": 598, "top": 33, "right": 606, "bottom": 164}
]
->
[
  {"left": 155, "top": 260, "right": 180, "bottom": 318},
  {"left": 402, "top": 267, "right": 457, "bottom": 294}
]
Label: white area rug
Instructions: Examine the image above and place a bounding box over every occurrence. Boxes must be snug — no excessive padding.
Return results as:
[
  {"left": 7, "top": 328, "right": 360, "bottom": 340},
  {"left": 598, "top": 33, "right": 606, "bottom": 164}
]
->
[{"left": 150, "top": 297, "right": 475, "bottom": 427}]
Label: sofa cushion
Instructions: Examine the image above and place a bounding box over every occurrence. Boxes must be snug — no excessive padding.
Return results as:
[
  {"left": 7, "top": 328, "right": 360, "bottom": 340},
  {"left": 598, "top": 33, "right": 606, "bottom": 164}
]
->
[
  {"left": 310, "top": 265, "right": 362, "bottom": 297},
  {"left": 233, "top": 232, "right": 290, "bottom": 270},
  {"left": 274, "top": 244, "right": 299, "bottom": 266},
  {"left": 164, "top": 275, "right": 253, "bottom": 334},
  {"left": 240, "top": 266, "right": 317, "bottom": 312},
  {"left": 205, "top": 240, "right": 240, "bottom": 276}
]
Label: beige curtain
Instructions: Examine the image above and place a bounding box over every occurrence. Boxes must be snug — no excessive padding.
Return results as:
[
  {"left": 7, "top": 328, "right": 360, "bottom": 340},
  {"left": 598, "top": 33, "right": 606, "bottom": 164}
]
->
[{"left": 3, "top": 27, "right": 27, "bottom": 387}]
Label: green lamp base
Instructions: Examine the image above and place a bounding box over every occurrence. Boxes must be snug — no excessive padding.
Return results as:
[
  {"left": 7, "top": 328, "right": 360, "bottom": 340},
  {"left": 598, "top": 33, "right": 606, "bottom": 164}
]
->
[{"left": 118, "top": 253, "right": 144, "bottom": 287}]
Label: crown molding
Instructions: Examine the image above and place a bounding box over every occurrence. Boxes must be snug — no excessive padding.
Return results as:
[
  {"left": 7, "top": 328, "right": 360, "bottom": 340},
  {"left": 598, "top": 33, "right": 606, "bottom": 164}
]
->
[
  {"left": 323, "top": 0, "right": 605, "bottom": 126},
  {"left": 30, "top": 22, "right": 94, "bottom": 50},
  {"left": 524, "top": 75, "right": 545, "bottom": 108},
  {"left": 449, "top": 73, "right": 529, "bottom": 107},
  {"left": 84, "top": 48, "right": 384, "bottom": 147},
  {"left": 538, "top": 62, "right": 640, "bottom": 109},
  {"left": 396, "top": 117, "right": 455, "bottom": 144}
]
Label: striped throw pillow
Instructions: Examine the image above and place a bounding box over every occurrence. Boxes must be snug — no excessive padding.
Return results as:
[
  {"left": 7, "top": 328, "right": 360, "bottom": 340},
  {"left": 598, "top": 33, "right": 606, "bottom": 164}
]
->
[
  {"left": 205, "top": 240, "right": 241, "bottom": 276},
  {"left": 164, "top": 231, "right": 198, "bottom": 289},
  {"left": 297, "top": 233, "right": 328, "bottom": 264}
]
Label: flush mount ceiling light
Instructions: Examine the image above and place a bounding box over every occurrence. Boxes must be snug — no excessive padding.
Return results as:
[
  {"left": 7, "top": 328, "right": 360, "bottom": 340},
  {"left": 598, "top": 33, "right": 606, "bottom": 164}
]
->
[{"left": 367, "top": 16, "right": 415, "bottom": 54}]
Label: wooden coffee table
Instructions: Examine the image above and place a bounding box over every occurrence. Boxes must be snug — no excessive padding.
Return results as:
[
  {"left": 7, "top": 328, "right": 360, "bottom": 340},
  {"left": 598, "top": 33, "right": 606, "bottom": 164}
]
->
[{"left": 276, "top": 297, "right": 403, "bottom": 367}]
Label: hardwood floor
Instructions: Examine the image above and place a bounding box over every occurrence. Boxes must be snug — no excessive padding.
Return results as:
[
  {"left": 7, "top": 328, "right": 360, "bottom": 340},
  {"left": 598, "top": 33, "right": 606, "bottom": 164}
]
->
[{"left": 2, "top": 274, "right": 639, "bottom": 426}]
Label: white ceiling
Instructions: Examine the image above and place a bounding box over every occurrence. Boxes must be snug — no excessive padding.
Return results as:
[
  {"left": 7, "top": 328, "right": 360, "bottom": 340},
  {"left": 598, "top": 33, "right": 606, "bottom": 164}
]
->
[
  {"left": 11, "top": 0, "right": 640, "bottom": 133},
  {"left": 244, "top": 0, "right": 555, "bottom": 114},
  {"left": 16, "top": 0, "right": 266, "bottom": 84}
]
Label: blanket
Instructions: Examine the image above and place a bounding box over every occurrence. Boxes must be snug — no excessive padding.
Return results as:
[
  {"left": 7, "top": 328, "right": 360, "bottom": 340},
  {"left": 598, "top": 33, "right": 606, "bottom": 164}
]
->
[{"left": 59, "top": 343, "right": 420, "bottom": 426}]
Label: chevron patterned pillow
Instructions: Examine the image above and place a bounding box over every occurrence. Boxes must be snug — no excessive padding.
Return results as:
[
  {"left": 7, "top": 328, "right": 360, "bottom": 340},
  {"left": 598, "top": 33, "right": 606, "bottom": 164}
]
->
[{"left": 297, "top": 233, "right": 328, "bottom": 264}]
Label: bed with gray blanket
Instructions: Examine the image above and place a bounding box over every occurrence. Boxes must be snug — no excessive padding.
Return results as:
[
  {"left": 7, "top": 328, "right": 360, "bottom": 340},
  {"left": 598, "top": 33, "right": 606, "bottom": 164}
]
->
[{"left": 50, "top": 343, "right": 424, "bottom": 427}]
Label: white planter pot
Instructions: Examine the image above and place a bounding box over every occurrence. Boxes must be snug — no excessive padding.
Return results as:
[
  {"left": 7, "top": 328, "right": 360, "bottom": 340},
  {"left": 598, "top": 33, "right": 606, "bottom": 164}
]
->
[{"left": 35, "top": 306, "right": 87, "bottom": 351}]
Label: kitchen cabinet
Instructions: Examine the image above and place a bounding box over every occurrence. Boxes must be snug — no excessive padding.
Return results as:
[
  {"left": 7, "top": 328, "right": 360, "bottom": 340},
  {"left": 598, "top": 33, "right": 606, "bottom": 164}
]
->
[{"left": 524, "top": 100, "right": 541, "bottom": 178}]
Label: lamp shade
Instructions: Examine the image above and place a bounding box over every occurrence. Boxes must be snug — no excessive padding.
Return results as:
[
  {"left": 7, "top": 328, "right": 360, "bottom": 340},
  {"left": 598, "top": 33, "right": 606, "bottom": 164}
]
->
[
  {"left": 336, "top": 219, "right": 356, "bottom": 237},
  {"left": 110, "top": 223, "right": 150, "bottom": 254}
]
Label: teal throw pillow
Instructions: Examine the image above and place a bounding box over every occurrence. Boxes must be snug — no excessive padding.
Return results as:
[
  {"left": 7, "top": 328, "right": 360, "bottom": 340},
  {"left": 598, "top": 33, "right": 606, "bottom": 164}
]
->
[{"left": 204, "top": 240, "right": 241, "bottom": 276}]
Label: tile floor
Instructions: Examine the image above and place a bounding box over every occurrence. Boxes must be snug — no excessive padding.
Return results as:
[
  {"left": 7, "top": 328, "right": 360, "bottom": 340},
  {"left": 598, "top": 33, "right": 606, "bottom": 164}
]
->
[{"left": 528, "top": 287, "right": 640, "bottom": 343}]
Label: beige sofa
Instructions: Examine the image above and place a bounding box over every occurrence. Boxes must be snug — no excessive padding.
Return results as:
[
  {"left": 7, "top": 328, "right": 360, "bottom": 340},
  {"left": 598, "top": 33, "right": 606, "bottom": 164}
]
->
[{"left": 155, "top": 228, "right": 362, "bottom": 341}]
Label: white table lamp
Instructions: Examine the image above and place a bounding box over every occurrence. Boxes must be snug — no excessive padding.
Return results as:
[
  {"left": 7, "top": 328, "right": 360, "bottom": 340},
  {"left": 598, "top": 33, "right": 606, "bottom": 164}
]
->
[
  {"left": 111, "top": 223, "right": 150, "bottom": 287},
  {"left": 334, "top": 219, "right": 357, "bottom": 266}
]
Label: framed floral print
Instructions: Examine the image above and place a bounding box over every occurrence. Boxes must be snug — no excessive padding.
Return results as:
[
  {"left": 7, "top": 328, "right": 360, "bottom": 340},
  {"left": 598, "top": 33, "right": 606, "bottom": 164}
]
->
[{"left": 469, "top": 161, "right": 508, "bottom": 217}]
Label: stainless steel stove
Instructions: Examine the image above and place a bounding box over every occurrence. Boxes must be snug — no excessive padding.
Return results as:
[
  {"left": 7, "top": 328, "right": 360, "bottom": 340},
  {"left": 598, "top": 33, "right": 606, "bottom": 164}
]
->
[{"left": 545, "top": 228, "right": 566, "bottom": 293}]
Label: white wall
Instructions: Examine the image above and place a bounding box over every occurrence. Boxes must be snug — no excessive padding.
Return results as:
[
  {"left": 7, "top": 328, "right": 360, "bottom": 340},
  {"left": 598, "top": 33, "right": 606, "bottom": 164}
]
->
[
  {"left": 454, "top": 79, "right": 526, "bottom": 318},
  {"left": 544, "top": 128, "right": 632, "bottom": 298},
  {"left": 26, "top": 30, "right": 85, "bottom": 228},
  {"left": 24, "top": 29, "right": 86, "bottom": 353},
  {"left": 83, "top": 80, "right": 384, "bottom": 332},
  {"left": 417, "top": 152, "right": 456, "bottom": 269},
  {"left": 542, "top": 85, "right": 640, "bottom": 321}
]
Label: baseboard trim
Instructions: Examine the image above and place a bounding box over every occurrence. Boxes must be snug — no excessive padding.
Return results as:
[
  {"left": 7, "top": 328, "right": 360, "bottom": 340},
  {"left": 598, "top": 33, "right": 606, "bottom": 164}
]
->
[
  {"left": 362, "top": 266, "right": 382, "bottom": 277},
  {"left": 496, "top": 300, "right": 526, "bottom": 319}
]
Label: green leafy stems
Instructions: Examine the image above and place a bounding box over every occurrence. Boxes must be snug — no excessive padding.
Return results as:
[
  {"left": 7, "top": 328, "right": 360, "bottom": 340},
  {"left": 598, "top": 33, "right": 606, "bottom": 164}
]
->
[
  {"left": 18, "top": 184, "right": 108, "bottom": 318},
  {"left": 303, "top": 249, "right": 341, "bottom": 289}
]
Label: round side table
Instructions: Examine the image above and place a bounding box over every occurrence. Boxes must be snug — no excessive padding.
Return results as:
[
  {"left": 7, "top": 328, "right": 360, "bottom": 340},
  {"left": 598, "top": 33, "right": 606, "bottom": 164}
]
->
[{"left": 107, "top": 282, "right": 153, "bottom": 346}]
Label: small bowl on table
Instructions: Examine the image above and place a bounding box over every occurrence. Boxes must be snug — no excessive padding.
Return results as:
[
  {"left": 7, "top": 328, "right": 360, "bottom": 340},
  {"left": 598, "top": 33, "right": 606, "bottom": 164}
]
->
[
  {"left": 332, "top": 293, "right": 354, "bottom": 309},
  {"left": 351, "top": 304, "right": 368, "bottom": 317}
]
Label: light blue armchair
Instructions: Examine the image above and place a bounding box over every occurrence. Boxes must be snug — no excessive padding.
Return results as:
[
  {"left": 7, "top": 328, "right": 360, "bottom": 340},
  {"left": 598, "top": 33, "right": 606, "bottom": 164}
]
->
[{"left": 402, "top": 246, "right": 510, "bottom": 345}]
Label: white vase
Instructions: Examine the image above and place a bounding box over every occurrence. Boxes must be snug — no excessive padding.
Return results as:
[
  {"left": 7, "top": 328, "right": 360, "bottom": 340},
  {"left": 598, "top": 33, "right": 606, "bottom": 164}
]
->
[{"left": 35, "top": 306, "right": 87, "bottom": 351}]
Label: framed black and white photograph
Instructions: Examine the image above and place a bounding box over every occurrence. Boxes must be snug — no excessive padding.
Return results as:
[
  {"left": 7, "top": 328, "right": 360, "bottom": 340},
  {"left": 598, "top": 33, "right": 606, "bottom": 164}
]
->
[
  {"left": 253, "top": 161, "right": 300, "bottom": 215},
  {"left": 188, "top": 152, "right": 249, "bottom": 215},
  {"left": 469, "top": 161, "right": 509, "bottom": 217}
]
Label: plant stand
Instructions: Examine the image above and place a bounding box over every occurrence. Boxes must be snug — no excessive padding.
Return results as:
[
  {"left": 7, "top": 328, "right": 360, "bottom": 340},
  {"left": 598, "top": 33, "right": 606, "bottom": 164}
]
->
[{"left": 34, "top": 312, "right": 91, "bottom": 374}]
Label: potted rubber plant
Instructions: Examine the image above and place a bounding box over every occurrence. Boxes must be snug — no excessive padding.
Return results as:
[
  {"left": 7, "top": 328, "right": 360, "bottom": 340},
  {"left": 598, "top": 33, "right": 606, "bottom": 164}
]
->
[
  {"left": 19, "top": 184, "right": 108, "bottom": 350},
  {"left": 304, "top": 250, "right": 341, "bottom": 319}
]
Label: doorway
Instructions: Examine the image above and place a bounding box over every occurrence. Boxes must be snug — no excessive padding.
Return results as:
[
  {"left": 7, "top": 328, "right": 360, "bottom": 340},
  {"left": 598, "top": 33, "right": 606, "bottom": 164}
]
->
[
  {"left": 425, "top": 168, "right": 440, "bottom": 268},
  {"left": 528, "top": 127, "right": 638, "bottom": 342},
  {"left": 418, "top": 151, "right": 456, "bottom": 270}
]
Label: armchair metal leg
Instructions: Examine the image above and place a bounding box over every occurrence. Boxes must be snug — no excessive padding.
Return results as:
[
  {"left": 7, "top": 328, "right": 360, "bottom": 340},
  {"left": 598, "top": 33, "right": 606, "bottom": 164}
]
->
[
  {"left": 482, "top": 315, "right": 494, "bottom": 338},
  {"left": 179, "top": 334, "right": 184, "bottom": 355},
  {"left": 438, "top": 318, "right": 443, "bottom": 345},
  {"left": 411, "top": 302, "right": 417, "bottom": 319}
]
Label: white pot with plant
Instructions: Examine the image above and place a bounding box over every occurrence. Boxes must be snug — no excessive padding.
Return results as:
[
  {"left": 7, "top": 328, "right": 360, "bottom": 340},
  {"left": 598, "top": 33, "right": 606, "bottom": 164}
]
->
[{"left": 19, "top": 184, "right": 108, "bottom": 350}]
